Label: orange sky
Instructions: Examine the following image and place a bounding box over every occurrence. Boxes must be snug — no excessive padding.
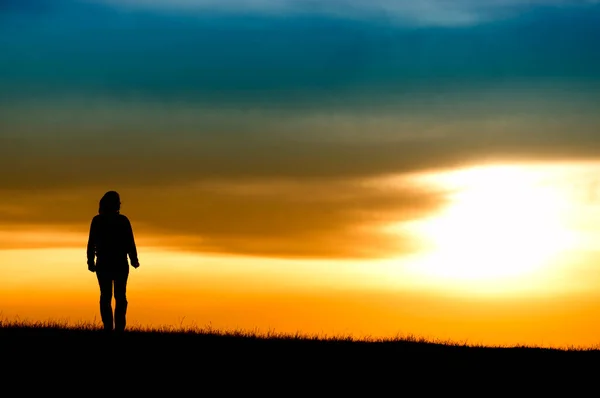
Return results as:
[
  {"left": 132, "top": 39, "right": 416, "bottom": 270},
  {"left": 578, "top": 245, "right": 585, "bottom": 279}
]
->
[{"left": 3, "top": 162, "right": 600, "bottom": 349}]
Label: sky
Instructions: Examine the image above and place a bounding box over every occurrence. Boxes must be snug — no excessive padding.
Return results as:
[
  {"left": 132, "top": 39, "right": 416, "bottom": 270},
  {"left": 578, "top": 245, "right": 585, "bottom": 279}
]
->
[{"left": 1, "top": 0, "right": 600, "bottom": 348}]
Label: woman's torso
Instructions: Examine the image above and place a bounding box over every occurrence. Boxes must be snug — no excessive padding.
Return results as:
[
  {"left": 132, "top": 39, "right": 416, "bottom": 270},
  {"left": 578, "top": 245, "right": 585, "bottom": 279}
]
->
[{"left": 93, "top": 213, "right": 130, "bottom": 269}]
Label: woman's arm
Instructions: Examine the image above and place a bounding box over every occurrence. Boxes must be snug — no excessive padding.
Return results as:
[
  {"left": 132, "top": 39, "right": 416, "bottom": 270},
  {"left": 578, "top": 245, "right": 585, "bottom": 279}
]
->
[
  {"left": 86, "top": 217, "right": 97, "bottom": 272},
  {"left": 126, "top": 217, "right": 140, "bottom": 268}
]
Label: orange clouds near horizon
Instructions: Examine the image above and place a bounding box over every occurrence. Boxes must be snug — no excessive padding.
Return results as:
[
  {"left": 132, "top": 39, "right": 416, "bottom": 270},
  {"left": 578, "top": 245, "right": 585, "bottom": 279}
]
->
[{"left": 3, "top": 161, "right": 600, "bottom": 348}]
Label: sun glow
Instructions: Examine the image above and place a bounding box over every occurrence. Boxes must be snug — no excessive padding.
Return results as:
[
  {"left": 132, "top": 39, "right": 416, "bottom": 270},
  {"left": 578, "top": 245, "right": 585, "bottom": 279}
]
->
[{"left": 400, "top": 164, "right": 577, "bottom": 286}]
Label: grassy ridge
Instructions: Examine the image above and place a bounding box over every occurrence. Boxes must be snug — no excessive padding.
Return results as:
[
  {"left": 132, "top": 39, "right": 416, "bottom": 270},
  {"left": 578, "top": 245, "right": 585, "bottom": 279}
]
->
[
  {"left": 1, "top": 318, "right": 596, "bottom": 392},
  {"left": 1, "top": 317, "right": 587, "bottom": 351}
]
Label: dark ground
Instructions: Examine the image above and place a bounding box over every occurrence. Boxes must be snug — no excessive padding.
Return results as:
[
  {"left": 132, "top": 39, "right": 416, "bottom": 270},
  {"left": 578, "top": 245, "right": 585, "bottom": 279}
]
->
[{"left": 1, "top": 325, "right": 597, "bottom": 394}]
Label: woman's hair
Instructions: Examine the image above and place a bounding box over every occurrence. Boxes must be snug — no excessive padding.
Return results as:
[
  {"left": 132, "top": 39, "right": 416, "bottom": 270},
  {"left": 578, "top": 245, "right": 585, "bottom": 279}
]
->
[{"left": 99, "top": 191, "right": 121, "bottom": 214}]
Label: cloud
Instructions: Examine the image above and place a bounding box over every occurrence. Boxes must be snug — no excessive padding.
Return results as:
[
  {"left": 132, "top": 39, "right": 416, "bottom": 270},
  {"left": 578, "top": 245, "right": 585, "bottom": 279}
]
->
[
  {"left": 4, "top": 0, "right": 598, "bottom": 27},
  {"left": 2, "top": 87, "right": 600, "bottom": 191},
  {"left": 0, "top": 178, "right": 444, "bottom": 259},
  {"left": 92, "top": 0, "right": 598, "bottom": 26},
  {"left": 1, "top": 86, "right": 600, "bottom": 259}
]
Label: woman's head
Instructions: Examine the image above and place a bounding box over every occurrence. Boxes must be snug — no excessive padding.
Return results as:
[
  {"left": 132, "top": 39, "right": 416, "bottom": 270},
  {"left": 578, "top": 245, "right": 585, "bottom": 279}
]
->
[{"left": 99, "top": 191, "right": 121, "bottom": 214}]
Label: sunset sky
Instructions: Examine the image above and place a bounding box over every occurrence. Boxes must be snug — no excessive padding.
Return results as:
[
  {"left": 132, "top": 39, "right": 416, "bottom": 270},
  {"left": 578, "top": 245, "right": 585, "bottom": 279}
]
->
[{"left": 2, "top": 0, "right": 600, "bottom": 348}]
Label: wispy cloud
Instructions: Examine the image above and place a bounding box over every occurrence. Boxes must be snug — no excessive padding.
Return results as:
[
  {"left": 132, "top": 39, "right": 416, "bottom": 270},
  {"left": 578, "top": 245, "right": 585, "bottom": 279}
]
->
[
  {"left": 93, "top": 0, "right": 599, "bottom": 26},
  {"left": 0, "top": 178, "right": 443, "bottom": 258},
  {"left": 2, "top": 88, "right": 600, "bottom": 191}
]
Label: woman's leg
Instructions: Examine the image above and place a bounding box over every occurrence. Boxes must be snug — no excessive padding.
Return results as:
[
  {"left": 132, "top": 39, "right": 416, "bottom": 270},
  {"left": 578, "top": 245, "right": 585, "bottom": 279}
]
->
[
  {"left": 113, "top": 271, "right": 129, "bottom": 332},
  {"left": 96, "top": 271, "right": 114, "bottom": 332}
]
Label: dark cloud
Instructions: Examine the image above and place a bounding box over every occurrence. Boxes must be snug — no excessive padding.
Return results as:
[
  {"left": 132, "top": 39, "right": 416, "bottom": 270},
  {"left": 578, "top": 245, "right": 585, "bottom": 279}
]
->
[
  {"left": 130, "top": 180, "right": 443, "bottom": 259},
  {"left": 1, "top": 92, "right": 600, "bottom": 191},
  {"left": 0, "top": 179, "right": 444, "bottom": 258}
]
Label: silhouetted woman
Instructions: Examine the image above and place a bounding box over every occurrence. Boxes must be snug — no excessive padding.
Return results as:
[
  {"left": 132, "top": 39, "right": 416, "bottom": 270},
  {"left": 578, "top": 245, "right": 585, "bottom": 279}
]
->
[{"left": 87, "top": 191, "right": 140, "bottom": 333}]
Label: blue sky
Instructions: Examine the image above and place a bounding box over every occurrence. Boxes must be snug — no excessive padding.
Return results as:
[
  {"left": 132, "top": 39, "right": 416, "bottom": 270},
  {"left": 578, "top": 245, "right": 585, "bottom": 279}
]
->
[{"left": 1, "top": 0, "right": 599, "bottom": 102}]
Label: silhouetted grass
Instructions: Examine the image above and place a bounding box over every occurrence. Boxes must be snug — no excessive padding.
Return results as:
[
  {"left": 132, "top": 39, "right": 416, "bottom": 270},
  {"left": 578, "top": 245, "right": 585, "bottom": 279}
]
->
[
  {"left": 1, "top": 315, "right": 596, "bottom": 392},
  {"left": 0, "top": 316, "right": 541, "bottom": 347},
  {"left": 1, "top": 316, "right": 597, "bottom": 352}
]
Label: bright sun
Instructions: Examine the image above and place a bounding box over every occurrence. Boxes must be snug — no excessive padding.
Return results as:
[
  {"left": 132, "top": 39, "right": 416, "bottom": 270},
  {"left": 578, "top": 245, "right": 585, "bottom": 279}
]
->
[{"left": 401, "top": 164, "right": 576, "bottom": 284}]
